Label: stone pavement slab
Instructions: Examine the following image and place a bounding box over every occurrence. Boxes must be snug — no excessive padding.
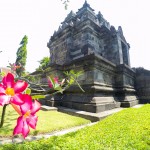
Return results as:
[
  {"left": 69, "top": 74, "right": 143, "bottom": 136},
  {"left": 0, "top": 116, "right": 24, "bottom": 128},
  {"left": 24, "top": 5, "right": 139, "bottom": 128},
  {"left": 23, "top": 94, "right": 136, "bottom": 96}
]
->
[
  {"left": 40, "top": 105, "right": 58, "bottom": 111},
  {"left": 132, "top": 104, "right": 144, "bottom": 108}
]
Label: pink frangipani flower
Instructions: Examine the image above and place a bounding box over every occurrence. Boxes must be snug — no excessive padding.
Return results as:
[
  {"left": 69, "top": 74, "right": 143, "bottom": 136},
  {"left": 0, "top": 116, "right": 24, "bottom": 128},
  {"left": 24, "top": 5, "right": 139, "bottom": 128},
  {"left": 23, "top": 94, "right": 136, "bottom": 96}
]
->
[
  {"left": 13, "top": 94, "right": 41, "bottom": 138},
  {"left": 0, "top": 73, "right": 28, "bottom": 106},
  {"left": 48, "top": 77, "right": 59, "bottom": 88}
]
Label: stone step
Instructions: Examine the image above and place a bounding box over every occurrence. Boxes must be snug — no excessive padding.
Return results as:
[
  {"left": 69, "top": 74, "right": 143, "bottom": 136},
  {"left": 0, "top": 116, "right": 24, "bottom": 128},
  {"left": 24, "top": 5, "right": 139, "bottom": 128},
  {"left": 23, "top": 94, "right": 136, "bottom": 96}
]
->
[
  {"left": 57, "top": 106, "right": 124, "bottom": 122},
  {"left": 40, "top": 105, "right": 58, "bottom": 111},
  {"left": 44, "top": 99, "right": 121, "bottom": 113},
  {"left": 120, "top": 100, "right": 139, "bottom": 107},
  {"left": 84, "top": 103, "right": 117, "bottom": 113}
]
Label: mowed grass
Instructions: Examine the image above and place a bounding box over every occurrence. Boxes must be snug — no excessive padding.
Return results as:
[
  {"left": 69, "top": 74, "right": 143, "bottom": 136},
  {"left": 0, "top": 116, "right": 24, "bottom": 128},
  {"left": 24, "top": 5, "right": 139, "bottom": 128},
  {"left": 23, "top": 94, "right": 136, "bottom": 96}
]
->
[
  {"left": 0, "top": 105, "right": 91, "bottom": 137},
  {"left": 1, "top": 104, "right": 150, "bottom": 150}
]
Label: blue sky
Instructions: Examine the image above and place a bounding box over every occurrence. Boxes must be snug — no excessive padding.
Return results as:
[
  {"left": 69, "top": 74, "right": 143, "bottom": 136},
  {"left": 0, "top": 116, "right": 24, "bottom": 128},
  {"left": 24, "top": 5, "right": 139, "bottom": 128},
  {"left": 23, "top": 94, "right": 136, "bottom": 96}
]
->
[{"left": 0, "top": 0, "right": 150, "bottom": 72}]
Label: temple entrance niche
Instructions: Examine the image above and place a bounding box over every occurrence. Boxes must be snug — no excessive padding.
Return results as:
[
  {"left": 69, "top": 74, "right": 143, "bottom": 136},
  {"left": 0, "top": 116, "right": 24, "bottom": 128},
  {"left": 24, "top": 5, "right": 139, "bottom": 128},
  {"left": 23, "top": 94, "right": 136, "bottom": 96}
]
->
[{"left": 121, "top": 41, "right": 129, "bottom": 66}]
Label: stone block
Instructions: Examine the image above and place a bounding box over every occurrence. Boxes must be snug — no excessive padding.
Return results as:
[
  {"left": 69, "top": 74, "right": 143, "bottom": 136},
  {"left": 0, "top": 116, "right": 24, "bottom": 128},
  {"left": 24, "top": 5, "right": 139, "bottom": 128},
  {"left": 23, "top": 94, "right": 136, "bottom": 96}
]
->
[
  {"left": 41, "top": 105, "right": 58, "bottom": 111},
  {"left": 120, "top": 100, "right": 139, "bottom": 107}
]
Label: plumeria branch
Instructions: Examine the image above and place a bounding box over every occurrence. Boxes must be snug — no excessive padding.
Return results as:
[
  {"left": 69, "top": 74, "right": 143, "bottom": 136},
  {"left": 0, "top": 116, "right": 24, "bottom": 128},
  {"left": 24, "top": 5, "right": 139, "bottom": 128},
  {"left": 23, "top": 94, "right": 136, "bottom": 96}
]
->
[
  {"left": 34, "top": 72, "right": 84, "bottom": 95},
  {"left": 31, "top": 83, "right": 70, "bottom": 97},
  {"left": 17, "top": 77, "right": 45, "bottom": 90}
]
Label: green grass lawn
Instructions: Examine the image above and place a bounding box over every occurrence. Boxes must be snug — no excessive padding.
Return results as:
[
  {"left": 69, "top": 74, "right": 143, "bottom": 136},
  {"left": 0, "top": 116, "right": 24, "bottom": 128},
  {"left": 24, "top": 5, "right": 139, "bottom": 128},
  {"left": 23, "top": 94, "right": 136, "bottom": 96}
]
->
[
  {"left": 0, "top": 105, "right": 91, "bottom": 137},
  {"left": 1, "top": 104, "right": 150, "bottom": 150}
]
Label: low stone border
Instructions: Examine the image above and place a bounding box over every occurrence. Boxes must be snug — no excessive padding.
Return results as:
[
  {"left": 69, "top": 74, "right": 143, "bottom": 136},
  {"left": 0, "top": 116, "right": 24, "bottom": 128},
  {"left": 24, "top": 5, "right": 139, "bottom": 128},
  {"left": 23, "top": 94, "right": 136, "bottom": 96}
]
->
[{"left": 0, "top": 122, "right": 98, "bottom": 145}]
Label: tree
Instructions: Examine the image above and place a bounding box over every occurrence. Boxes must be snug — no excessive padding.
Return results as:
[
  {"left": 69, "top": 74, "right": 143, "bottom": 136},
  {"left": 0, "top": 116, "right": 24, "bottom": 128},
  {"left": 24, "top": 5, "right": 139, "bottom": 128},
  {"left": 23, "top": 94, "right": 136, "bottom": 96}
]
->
[
  {"left": 15, "top": 35, "right": 28, "bottom": 77},
  {"left": 36, "top": 56, "right": 50, "bottom": 71},
  {"left": 61, "top": 0, "right": 69, "bottom": 9}
]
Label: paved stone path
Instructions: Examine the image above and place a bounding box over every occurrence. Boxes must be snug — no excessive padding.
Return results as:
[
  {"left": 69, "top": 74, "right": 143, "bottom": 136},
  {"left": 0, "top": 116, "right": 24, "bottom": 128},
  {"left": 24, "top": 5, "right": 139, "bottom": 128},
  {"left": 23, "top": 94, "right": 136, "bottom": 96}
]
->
[{"left": 0, "top": 104, "right": 144, "bottom": 145}]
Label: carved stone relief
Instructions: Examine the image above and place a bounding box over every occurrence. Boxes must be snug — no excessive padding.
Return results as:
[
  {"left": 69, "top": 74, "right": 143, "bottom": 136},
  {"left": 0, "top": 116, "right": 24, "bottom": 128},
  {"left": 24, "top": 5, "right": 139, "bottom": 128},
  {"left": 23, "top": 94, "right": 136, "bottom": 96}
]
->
[{"left": 124, "top": 75, "right": 134, "bottom": 86}]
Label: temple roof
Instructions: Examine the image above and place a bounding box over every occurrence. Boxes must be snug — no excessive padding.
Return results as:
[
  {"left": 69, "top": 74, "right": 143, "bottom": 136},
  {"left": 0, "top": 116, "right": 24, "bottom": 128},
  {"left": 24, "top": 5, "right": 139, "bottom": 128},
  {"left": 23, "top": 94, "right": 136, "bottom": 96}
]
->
[
  {"left": 62, "top": 10, "right": 76, "bottom": 24},
  {"left": 83, "top": 0, "right": 94, "bottom": 11},
  {"left": 77, "top": 0, "right": 95, "bottom": 14}
]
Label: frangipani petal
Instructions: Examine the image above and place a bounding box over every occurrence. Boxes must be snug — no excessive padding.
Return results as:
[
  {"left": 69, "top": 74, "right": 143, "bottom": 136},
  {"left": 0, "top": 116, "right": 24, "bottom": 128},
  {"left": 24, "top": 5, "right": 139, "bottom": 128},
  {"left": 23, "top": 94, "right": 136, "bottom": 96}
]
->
[
  {"left": 27, "top": 115, "right": 38, "bottom": 129},
  {"left": 0, "top": 73, "right": 29, "bottom": 106},
  {"left": 0, "top": 93, "right": 10, "bottom": 106},
  {"left": 14, "top": 80, "right": 28, "bottom": 93},
  {"left": 22, "top": 120, "right": 30, "bottom": 138},
  {"left": 0, "top": 84, "right": 5, "bottom": 93},
  {"left": 31, "top": 100, "right": 41, "bottom": 115},
  {"left": 13, "top": 116, "right": 30, "bottom": 138},
  {"left": 54, "top": 77, "right": 59, "bottom": 83},
  {"left": 12, "top": 93, "right": 24, "bottom": 105},
  {"left": 2, "top": 73, "right": 14, "bottom": 88},
  {"left": 2, "top": 76, "right": 7, "bottom": 86},
  {"left": 48, "top": 80, "right": 53, "bottom": 88},
  {"left": 20, "top": 94, "right": 32, "bottom": 114},
  {"left": 13, "top": 116, "right": 24, "bottom": 136}
]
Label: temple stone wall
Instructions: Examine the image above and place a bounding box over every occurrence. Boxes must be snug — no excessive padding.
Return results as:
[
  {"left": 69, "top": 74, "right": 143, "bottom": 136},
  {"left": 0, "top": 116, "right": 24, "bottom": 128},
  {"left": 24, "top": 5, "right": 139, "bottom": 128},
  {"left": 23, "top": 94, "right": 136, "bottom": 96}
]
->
[
  {"left": 45, "top": 1, "right": 139, "bottom": 113},
  {"left": 47, "top": 1, "right": 130, "bottom": 67},
  {"left": 135, "top": 68, "right": 150, "bottom": 103},
  {"left": 43, "top": 54, "right": 138, "bottom": 113}
]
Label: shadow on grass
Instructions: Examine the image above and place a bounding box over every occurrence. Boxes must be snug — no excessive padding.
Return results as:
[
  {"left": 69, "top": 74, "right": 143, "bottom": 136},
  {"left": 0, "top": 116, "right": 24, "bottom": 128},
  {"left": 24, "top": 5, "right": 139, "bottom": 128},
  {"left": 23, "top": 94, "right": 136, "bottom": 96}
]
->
[
  {"left": 32, "top": 130, "right": 40, "bottom": 136},
  {"left": 0, "top": 109, "right": 18, "bottom": 136}
]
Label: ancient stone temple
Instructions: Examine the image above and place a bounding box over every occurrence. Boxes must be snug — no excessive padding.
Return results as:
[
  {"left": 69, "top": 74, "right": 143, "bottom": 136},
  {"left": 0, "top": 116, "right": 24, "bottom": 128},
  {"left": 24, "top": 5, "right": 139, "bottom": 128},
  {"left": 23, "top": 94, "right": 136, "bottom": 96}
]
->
[{"left": 47, "top": 1, "right": 138, "bottom": 113}]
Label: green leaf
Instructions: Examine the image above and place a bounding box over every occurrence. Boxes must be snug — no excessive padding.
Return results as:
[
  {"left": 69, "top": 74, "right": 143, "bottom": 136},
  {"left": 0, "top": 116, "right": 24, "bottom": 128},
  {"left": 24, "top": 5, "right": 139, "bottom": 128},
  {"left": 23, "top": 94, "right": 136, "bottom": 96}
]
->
[
  {"left": 69, "top": 78, "right": 75, "bottom": 84},
  {"left": 0, "top": 72, "right": 6, "bottom": 77},
  {"left": 48, "top": 76, "right": 55, "bottom": 88},
  {"left": 70, "top": 70, "right": 75, "bottom": 75},
  {"left": 25, "top": 88, "right": 31, "bottom": 95},
  {"left": 63, "top": 71, "right": 69, "bottom": 76},
  {"left": 75, "top": 79, "right": 85, "bottom": 92},
  {"left": 76, "top": 71, "right": 83, "bottom": 76},
  {"left": 32, "top": 95, "right": 46, "bottom": 100},
  {"left": 54, "top": 84, "right": 63, "bottom": 93},
  {"left": 54, "top": 83, "right": 60, "bottom": 89}
]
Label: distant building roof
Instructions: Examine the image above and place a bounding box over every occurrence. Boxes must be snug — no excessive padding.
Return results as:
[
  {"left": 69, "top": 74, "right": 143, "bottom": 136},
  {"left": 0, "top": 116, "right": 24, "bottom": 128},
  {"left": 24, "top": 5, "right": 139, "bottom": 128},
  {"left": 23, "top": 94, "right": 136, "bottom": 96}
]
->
[
  {"left": 0, "top": 67, "right": 11, "bottom": 74},
  {"left": 0, "top": 67, "right": 15, "bottom": 80}
]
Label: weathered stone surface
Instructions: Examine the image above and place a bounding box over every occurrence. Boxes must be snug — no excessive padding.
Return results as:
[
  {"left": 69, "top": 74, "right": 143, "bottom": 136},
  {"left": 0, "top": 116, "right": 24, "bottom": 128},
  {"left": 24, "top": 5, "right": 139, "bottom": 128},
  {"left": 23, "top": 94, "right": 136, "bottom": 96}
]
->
[
  {"left": 46, "top": 1, "right": 138, "bottom": 113},
  {"left": 41, "top": 105, "right": 58, "bottom": 111},
  {"left": 47, "top": 1, "right": 130, "bottom": 67},
  {"left": 135, "top": 68, "right": 150, "bottom": 103}
]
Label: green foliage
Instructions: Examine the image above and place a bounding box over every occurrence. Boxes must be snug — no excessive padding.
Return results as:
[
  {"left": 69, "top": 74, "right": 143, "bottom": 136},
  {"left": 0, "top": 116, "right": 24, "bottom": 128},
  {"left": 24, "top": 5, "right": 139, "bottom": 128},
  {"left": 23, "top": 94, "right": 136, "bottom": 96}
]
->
[
  {"left": 2, "top": 104, "right": 150, "bottom": 150},
  {"left": 48, "top": 76, "right": 63, "bottom": 93},
  {"left": 31, "top": 95, "right": 46, "bottom": 100},
  {"left": 24, "top": 74, "right": 41, "bottom": 83},
  {"left": 36, "top": 57, "right": 50, "bottom": 71},
  {"left": 0, "top": 72, "right": 5, "bottom": 77},
  {"left": 64, "top": 70, "right": 85, "bottom": 92},
  {"left": 25, "top": 88, "right": 31, "bottom": 95},
  {"left": 44, "top": 70, "right": 84, "bottom": 95},
  {"left": 15, "top": 35, "right": 28, "bottom": 77},
  {"left": 61, "top": 0, "right": 69, "bottom": 9}
]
